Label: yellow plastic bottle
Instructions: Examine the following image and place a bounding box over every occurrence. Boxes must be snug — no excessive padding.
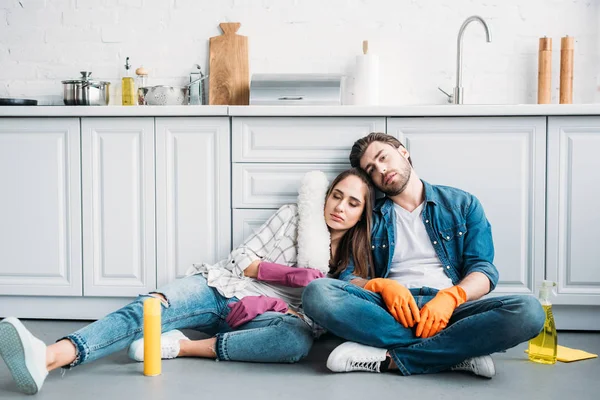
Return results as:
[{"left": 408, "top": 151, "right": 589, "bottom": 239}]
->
[
  {"left": 143, "top": 297, "right": 161, "bottom": 376},
  {"left": 122, "top": 57, "right": 135, "bottom": 106},
  {"left": 528, "top": 280, "right": 557, "bottom": 364}
]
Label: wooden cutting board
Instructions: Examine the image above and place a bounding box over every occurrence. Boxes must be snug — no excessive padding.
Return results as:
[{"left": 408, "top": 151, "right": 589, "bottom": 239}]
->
[{"left": 209, "top": 22, "right": 249, "bottom": 105}]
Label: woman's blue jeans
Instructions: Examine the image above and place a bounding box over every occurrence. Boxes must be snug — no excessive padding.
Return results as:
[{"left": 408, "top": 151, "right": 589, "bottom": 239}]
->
[
  {"left": 302, "top": 278, "right": 545, "bottom": 375},
  {"left": 62, "top": 275, "right": 313, "bottom": 367}
]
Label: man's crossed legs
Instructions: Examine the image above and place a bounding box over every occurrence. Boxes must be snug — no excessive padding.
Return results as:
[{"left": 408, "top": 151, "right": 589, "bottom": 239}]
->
[{"left": 302, "top": 278, "right": 545, "bottom": 378}]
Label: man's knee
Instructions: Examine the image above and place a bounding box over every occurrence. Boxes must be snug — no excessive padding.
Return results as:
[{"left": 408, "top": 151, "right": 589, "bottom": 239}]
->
[
  {"left": 513, "top": 295, "right": 546, "bottom": 339},
  {"left": 302, "top": 278, "right": 345, "bottom": 319}
]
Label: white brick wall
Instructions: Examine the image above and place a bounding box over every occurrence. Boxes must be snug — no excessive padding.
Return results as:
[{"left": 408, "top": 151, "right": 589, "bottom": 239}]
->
[{"left": 0, "top": 0, "right": 598, "bottom": 105}]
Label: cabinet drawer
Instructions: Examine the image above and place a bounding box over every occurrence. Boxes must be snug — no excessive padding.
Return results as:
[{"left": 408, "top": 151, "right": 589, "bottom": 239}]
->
[
  {"left": 232, "top": 209, "right": 276, "bottom": 249},
  {"left": 232, "top": 117, "right": 385, "bottom": 162},
  {"left": 233, "top": 163, "right": 349, "bottom": 208}
]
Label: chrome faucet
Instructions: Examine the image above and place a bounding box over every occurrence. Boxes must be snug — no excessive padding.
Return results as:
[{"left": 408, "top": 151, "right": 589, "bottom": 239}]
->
[{"left": 439, "top": 16, "right": 492, "bottom": 104}]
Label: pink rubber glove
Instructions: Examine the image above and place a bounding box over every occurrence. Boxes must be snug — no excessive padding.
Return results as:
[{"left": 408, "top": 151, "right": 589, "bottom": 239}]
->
[
  {"left": 226, "top": 296, "right": 288, "bottom": 329},
  {"left": 257, "top": 261, "right": 324, "bottom": 288}
]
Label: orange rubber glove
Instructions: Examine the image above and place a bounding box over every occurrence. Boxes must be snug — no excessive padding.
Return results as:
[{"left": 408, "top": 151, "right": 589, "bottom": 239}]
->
[
  {"left": 415, "top": 285, "right": 467, "bottom": 338},
  {"left": 364, "top": 278, "right": 420, "bottom": 328}
]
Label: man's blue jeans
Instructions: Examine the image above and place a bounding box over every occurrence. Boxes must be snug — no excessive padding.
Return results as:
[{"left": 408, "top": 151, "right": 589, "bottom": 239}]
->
[
  {"left": 302, "top": 278, "right": 545, "bottom": 375},
  {"left": 61, "top": 275, "right": 313, "bottom": 367}
]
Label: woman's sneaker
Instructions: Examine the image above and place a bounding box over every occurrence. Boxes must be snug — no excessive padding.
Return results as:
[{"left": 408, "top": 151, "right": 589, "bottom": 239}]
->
[
  {"left": 0, "top": 317, "right": 48, "bottom": 394},
  {"left": 128, "top": 329, "right": 189, "bottom": 362},
  {"left": 450, "top": 355, "right": 496, "bottom": 378},
  {"left": 326, "top": 342, "right": 388, "bottom": 373}
]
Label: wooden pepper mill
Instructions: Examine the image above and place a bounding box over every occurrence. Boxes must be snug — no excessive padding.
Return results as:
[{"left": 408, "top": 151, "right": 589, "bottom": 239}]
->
[
  {"left": 537, "top": 37, "right": 552, "bottom": 104},
  {"left": 559, "top": 36, "right": 574, "bottom": 104}
]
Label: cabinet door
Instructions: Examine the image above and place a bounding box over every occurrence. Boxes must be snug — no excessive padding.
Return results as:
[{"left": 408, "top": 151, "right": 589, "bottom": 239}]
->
[
  {"left": 547, "top": 117, "right": 600, "bottom": 305},
  {"left": 0, "top": 118, "right": 82, "bottom": 296},
  {"left": 82, "top": 118, "right": 156, "bottom": 297},
  {"left": 388, "top": 117, "right": 546, "bottom": 295},
  {"left": 156, "top": 117, "right": 231, "bottom": 286},
  {"left": 232, "top": 209, "right": 276, "bottom": 249}
]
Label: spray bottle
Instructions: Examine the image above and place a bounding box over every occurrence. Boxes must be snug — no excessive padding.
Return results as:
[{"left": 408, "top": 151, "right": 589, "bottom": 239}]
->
[{"left": 528, "top": 280, "right": 558, "bottom": 364}]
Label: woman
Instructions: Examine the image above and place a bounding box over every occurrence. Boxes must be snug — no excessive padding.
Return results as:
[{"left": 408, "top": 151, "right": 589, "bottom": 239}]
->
[{"left": 0, "top": 168, "right": 374, "bottom": 395}]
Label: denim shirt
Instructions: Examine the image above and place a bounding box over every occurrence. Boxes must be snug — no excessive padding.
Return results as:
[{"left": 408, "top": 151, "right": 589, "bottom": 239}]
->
[{"left": 339, "top": 180, "right": 500, "bottom": 292}]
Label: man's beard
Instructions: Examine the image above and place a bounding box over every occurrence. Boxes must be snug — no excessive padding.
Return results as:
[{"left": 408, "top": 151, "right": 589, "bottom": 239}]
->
[{"left": 380, "top": 167, "right": 411, "bottom": 197}]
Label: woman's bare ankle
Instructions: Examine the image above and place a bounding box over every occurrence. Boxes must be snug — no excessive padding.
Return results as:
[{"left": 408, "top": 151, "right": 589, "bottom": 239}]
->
[
  {"left": 178, "top": 337, "right": 217, "bottom": 359},
  {"left": 46, "top": 340, "right": 77, "bottom": 372}
]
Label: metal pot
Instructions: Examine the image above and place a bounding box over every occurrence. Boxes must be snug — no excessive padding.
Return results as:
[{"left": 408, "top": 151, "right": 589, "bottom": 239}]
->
[{"left": 62, "top": 71, "right": 110, "bottom": 106}]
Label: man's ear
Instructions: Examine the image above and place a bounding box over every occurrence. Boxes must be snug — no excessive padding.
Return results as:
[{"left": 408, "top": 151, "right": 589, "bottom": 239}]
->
[{"left": 397, "top": 146, "right": 410, "bottom": 160}]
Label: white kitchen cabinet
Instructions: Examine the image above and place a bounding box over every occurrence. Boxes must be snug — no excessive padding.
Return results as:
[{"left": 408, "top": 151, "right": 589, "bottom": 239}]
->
[
  {"left": 233, "top": 163, "right": 350, "bottom": 209},
  {"left": 81, "top": 118, "right": 156, "bottom": 297},
  {"left": 388, "top": 117, "right": 546, "bottom": 296},
  {"left": 232, "top": 117, "right": 385, "bottom": 163},
  {"left": 546, "top": 117, "right": 600, "bottom": 306},
  {"left": 0, "top": 118, "right": 82, "bottom": 296},
  {"left": 156, "top": 117, "right": 231, "bottom": 286}
]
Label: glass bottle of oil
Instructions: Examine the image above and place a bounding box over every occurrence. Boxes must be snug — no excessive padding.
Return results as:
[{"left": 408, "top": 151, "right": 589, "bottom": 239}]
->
[
  {"left": 122, "top": 57, "right": 135, "bottom": 106},
  {"left": 528, "top": 280, "right": 557, "bottom": 364}
]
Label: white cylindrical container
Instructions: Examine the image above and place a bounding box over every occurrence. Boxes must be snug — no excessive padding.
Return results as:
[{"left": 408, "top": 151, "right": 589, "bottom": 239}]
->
[{"left": 353, "top": 40, "right": 380, "bottom": 105}]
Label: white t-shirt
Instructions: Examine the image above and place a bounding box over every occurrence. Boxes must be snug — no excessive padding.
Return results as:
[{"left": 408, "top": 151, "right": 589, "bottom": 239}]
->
[{"left": 388, "top": 202, "right": 453, "bottom": 290}]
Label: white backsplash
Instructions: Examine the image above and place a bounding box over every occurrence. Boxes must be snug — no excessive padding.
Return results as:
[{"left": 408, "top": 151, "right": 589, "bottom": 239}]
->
[{"left": 0, "top": 0, "right": 598, "bottom": 105}]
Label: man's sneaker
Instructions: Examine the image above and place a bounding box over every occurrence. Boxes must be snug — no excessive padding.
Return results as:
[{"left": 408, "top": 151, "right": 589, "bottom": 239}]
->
[
  {"left": 326, "top": 341, "right": 388, "bottom": 373},
  {"left": 451, "top": 355, "right": 496, "bottom": 378},
  {"left": 128, "top": 329, "right": 189, "bottom": 362},
  {"left": 0, "top": 317, "right": 48, "bottom": 394}
]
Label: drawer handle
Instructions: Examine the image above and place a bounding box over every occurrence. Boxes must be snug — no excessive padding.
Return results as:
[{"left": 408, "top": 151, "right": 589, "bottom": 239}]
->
[{"left": 278, "top": 96, "right": 304, "bottom": 100}]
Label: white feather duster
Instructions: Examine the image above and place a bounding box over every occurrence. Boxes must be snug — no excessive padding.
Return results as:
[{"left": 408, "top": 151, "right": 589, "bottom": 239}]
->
[{"left": 296, "top": 170, "right": 331, "bottom": 274}]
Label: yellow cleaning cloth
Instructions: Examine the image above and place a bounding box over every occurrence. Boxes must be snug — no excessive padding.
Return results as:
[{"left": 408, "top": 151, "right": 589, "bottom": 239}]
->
[{"left": 525, "top": 345, "right": 598, "bottom": 362}]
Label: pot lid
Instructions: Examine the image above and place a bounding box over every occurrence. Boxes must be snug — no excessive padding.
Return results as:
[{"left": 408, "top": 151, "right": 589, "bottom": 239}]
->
[{"left": 62, "top": 71, "right": 109, "bottom": 84}]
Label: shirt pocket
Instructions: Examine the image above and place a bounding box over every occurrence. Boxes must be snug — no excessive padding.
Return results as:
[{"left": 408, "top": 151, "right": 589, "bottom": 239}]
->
[{"left": 439, "top": 223, "right": 467, "bottom": 264}]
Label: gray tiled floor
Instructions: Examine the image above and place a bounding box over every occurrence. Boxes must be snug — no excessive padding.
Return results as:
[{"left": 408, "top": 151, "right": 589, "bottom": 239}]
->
[{"left": 0, "top": 320, "right": 599, "bottom": 399}]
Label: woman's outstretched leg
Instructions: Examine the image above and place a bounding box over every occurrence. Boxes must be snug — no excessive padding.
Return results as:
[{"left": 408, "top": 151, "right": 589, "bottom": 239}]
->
[{"left": 0, "top": 275, "right": 228, "bottom": 394}]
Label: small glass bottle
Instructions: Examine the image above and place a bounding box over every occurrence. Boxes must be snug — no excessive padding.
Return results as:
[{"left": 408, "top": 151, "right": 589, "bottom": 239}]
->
[
  {"left": 528, "top": 280, "right": 558, "bottom": 364},
  {"left": 135, "top": 66, "right": 148, "bottom": 105},
  {"left": 122, "top": 57, "right": 135, "bottom": 106}
]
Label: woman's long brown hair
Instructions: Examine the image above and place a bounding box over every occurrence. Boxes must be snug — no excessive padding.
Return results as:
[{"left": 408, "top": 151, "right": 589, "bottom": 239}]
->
[{"left": 327, "top": 168, "right": 375, "bottom": 279}]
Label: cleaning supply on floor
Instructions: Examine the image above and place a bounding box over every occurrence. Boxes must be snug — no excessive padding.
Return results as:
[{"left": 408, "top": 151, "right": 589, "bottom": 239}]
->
[
  {"left": 528, "top": 280, "right": 558, "bottom": 364},
  {"left": 143, "top": 297, "right": 161, "bottom": 376},
  {"left": 525, "top": 345, "right": 598, "bottom": 362}
]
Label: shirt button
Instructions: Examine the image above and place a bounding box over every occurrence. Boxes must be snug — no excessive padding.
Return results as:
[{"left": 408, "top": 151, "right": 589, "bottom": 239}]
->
[
  {"left": 446, "top": 236, "right": 450, "bottom": 240},
  {"left": 425, "top": 220, "right": 429, "bottom": 223},
  {"left": 446, "top": 265, "right": 451, "bottom": 269},
  {"left": 433, "top": 241, "right": 438, "bottom": 245},
  {"left": 382, "top": 244, "right": 386, "bottom": 248},
  {"left": 372, "top": 245, "right": 375, "bottom": 249},
  {"left": 458, "top": 232, "right": 463, "bottom": 236}
]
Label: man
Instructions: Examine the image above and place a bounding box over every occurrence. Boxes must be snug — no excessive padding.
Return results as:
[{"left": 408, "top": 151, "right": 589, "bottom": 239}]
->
[{"left": 302, "top": 132, "right": 545, "bottom": 378}]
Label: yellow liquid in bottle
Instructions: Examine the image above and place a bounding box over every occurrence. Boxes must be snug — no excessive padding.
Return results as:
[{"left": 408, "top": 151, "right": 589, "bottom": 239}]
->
[
  {"left": 528, "top": 304, "right": 557, "bottom": 364},
  {"left": 122, "top": 77, "right": 135, "bottom": 106}
]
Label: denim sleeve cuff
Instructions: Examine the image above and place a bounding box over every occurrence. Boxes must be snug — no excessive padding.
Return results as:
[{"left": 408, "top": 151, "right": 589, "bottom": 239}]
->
[
  {"left": 467, "top": 264, "right": 499, "bottom": 292},
  {"left": 338, "top": 272, "right": 361, "bottom": 283}
]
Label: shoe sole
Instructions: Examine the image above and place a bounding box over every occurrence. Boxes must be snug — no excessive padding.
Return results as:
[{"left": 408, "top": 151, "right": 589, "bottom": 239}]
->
[{"left": 0, "top": 319, "right": 40, "bottom": 395}]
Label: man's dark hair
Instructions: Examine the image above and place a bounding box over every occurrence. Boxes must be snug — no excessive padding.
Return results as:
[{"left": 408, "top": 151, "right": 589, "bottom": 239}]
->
[{"left": 349, "top": 132, "right": 412, "bottom": 169}]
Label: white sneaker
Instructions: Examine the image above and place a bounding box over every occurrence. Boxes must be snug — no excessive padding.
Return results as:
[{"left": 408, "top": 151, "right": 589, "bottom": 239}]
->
[
  {"left": 0, "top": 317, "right": 48, "bottom": 394},
  {"left": 128, "top": 329, "right": 189, "bottom": 362},
  {"left": 451, "top": 355, "right": 496, "bottom": 378},
  {"left": 327, "top": 341, "right": 388, "bottom": 373}
]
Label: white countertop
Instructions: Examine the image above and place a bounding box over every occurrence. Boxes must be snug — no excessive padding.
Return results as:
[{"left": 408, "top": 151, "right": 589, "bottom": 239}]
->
[
  {"left": 2, "top": 104, "right": 600, "bottom": 117},
  {"left": 228, "top": 104, "right": 600, "bottom": 116},
  {"left": 0, "top": 105, "right": 229, "bottom": 117}
]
